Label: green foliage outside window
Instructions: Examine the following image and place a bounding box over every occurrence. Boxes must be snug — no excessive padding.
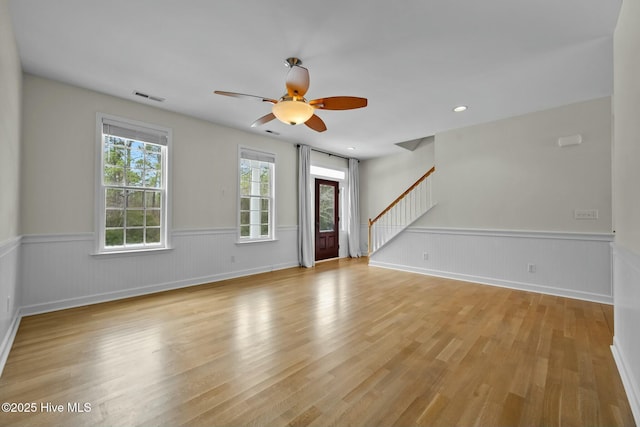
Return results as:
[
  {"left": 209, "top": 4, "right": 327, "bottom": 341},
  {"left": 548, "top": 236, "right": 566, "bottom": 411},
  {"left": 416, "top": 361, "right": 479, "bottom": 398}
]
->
[{"left": 103, "top": 135, "right": 163, "bottom": 247}]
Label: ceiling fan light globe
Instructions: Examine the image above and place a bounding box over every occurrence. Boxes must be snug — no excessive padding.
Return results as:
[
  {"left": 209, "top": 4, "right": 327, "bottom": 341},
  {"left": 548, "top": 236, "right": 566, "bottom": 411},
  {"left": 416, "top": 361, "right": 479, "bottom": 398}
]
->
[{"left": 272, "top": 100, "right": 314, "bottom": 125}]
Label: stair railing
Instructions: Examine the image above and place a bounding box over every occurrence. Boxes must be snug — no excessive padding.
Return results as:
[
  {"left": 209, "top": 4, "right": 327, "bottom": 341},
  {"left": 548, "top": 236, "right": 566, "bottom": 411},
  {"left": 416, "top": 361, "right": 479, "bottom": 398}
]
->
[{"left": 368, "top": 166, "right": 435, "bottom": 255}]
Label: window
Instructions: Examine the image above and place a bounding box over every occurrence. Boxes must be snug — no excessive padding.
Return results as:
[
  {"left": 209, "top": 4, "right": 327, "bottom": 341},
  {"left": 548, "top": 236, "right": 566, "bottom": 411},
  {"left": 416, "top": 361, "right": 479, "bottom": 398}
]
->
[
  {"left": 310, "top": 165, "right": 346, "bottom": 180},
  {"left": 239, "top": 147, "right": 275, "bottom": 241},
  {"left": 96, "top": 114, "right": 170, "bottom": 253}
]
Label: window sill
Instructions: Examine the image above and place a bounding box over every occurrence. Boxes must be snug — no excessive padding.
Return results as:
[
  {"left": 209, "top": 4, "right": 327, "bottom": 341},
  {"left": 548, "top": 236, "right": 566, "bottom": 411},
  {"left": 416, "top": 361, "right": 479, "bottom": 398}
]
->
[
  {"left": 91, "top": 246, "right": 174, "bottom": 257},
  {"left": 235, "top": 238, "right": 278, "bottom": 245}
]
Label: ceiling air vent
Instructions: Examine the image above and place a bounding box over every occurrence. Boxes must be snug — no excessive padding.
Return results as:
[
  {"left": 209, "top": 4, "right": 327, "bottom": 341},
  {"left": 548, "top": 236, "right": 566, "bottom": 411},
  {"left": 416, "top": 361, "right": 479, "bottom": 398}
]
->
[{"left": 133, "top": 91, "right": 165, "bottom": 102}]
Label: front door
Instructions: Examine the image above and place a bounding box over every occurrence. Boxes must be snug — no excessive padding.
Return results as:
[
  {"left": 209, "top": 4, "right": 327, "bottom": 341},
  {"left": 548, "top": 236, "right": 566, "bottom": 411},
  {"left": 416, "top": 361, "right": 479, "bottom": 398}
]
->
[{"left": 315, "top": 179, "right": 339, "bottom": 261}]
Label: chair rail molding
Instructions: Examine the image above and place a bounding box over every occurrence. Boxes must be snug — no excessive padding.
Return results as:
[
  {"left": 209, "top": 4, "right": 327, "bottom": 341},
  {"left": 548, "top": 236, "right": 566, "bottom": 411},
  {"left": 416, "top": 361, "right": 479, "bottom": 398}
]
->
[{"left": 369, "top": 226, "right": 614, "bottom": 304}]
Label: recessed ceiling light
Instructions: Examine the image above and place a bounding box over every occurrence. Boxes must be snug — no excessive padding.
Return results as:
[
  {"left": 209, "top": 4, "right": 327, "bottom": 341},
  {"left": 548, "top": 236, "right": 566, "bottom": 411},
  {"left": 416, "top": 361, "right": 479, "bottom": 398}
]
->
[
  {"left": 453, "top": 105, "right": 468, "bottom": 112},
  {"left": 347, "top": 147, "right": 356, "bottom": 150}
]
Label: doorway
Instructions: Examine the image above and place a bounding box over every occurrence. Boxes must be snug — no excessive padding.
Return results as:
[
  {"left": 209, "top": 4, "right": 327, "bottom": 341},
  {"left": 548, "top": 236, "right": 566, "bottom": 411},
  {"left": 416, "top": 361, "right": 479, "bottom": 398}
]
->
[{"left": 315, "top": 178, "right": 339, "bottom": 261}]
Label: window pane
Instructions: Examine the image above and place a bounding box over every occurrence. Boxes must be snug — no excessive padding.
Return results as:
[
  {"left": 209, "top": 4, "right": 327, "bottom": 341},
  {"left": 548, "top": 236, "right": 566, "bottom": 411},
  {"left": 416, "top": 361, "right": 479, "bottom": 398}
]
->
[
  {"left": 145, "top": 170, "right": 161, "bottom": 188},
  {"left": 319, "top": 183, "right": 335, "bottom": 232},
  {"left": 261, "top": 211, "right": 269, "bottom": 224},
  {"left": 104, "top": 166, "right": 124, "bottom": 185},
  {"left": 126, "top": 169, "right": 144, "bottom": 187},
  {"left": 146, "top": 210, "right": 160, "bottom": 227},
  {"left": 107, "top": 136, "right": 126, "bottom": 146},
  {"left": 146, "top": 144, "right": 161, "bottom": 153},
  {"left": 260, "top": 183, "right": 269, "bottom": 196},
  {"left": 261, "top": 224, "right": 269, "bottom": 236},
  {"left": 240, "top": 225, "right": 250, "bottom": 237},
  {"left": 127, "top": 140, "right": 144, "bottom": 151},
  {"left": 127, "top": 190, "right": 144, "bottom": 208},
  {"left": 260, "top": 164, "right": 270, "bottom": 182},
  {"left": 240, "top": 211, "right": 250, "bottom": 225},
  {"left": 128, "top": 148, "right": 145, "bottom": 169},
  {"left": 240, "top": 197, "right": 250, "bottom": 210},
  {"left": 105, "top": 146, "right": 126, "bottom": 166},
  {"left": 126, "top": 228, "right": 144, "bottom": 244},
  {"left": 105, "top": 209, "right": 124, "bottom": 227},
  {"left": 261, "top": 198, "right": 269, "bottom": 210},
  {"left": 105, "top": 229, "right": 124, "bottom": 246},
  {"left": 145, "top": 191, "right": 161, "bottom": 208},
  {"left": 106, "top": 189, "right": 125, "bottom": 208},
  {"left": 146, "top": 227, "right": 160, "bottom": 243},
  {"left": 240, "top": 167, "right": 251, "bottom": 196},
  {"left": 126, "top": 209, "right": 144, "bottom": 227},
  {"left": 146, "top": 153, "right": 161, "bottom": 170}
]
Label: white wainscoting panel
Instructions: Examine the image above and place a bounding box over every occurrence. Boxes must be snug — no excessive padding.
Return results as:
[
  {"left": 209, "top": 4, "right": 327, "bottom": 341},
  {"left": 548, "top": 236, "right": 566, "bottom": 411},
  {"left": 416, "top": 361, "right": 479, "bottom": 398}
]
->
[
  {"left": 611, "top": 243, "right": 640, "bottom": 424},
  {"left": 0, "top": 236, "right": 22, "bottom": 375},
  {"left": 369, "top": 227, "right": 613, "bottom": 304},
  {"left": 20, "top": 227, "right": 298, "bottom": 315}
]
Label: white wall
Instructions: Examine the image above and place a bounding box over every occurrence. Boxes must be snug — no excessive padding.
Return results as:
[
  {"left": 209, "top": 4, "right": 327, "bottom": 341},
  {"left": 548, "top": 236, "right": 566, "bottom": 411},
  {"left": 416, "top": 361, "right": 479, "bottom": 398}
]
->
[
  {"left": 366, "top": 98, "right": 614, "bottom": 311},
  {"left": 420, "top": 97, "right": 612, "bottom": 233},
  {"left": 21, "top": 75, "right": 297, "bottom": 233},
  {"left": 0, "top": 0, "right": 21, "bottom": 241},
  {"left": 0, "top": 0, "right": 23, "bottom": 372},
  {"left": 611, "top": 0, "right": 640, "bottom": 422},
  {"left": 17, "top": 75, "right": 300, "bottom": 315}
]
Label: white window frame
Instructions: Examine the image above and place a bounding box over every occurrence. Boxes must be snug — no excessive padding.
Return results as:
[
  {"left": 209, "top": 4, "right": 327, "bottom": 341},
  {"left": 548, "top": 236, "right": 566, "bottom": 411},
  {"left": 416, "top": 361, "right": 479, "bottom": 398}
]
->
[
  {"left": 237, "top": 146, "right": 276, "bottom": 243},
  {"left": 95, "top": 113, "right": 172, "bottom": 254}
]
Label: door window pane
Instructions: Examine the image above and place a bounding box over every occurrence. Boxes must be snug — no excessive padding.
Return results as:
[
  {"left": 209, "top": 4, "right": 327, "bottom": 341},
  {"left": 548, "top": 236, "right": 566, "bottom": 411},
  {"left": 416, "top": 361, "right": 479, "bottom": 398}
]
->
[{"left": 319, "top": 183, "right": 335, "bottom": 232}]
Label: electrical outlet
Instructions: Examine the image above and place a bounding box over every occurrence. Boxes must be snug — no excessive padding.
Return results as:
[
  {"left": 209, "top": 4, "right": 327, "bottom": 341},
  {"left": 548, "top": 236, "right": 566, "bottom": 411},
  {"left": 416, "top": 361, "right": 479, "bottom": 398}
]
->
[
  {"left": 423, "top": 252, "right": 429, "bottom": 261},
  {"left": 231, "top": 255, "right": 236, "bottom": 263},
  {"left": 528, "top": 264, "right": 536, "bottom": 273}
]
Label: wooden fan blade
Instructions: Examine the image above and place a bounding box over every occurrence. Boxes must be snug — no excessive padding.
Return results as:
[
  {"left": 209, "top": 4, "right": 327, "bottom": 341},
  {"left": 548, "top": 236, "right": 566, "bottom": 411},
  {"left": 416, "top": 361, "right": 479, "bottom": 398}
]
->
[
  {"left": 214, "top": 91, "right": 277, "bottom": 104},
  {"left": 305, "top": 114, "right": 327, "bottom": 133},
  {"left": 251, "top": 113, "right": 276, "bottom": 128},
  {"left": 310, "top": 96, "right": 368, "bottom": 110},
  {"left": 285, "top": 66, "right": 310, "bottom": 97}
]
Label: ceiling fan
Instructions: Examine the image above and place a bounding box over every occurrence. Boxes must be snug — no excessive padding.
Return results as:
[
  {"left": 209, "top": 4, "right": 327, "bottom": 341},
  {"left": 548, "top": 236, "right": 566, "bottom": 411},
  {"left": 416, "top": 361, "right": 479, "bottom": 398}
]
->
[{"left": 214, "top": 58, "right": 367, "bottom": 133}]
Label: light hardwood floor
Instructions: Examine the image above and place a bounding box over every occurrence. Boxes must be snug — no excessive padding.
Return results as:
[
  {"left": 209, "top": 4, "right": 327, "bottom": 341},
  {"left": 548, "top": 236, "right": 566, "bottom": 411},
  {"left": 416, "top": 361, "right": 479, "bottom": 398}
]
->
[{"left": 0, "top": 258, "right": 635, "bottom": 426}]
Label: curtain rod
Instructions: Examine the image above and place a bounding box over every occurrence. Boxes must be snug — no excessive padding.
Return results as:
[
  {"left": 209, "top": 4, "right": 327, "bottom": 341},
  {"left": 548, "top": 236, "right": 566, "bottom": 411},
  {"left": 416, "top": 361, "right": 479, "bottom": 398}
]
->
[{"left": 296, "top": 144, "right": 358, "bottom": 162}]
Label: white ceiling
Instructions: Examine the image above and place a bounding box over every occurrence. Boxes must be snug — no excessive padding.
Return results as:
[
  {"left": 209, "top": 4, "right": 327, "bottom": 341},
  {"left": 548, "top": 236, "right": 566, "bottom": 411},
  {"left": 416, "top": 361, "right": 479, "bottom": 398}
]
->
[{"left": 9, "top": 0, "right": 621, "bottom": 159}]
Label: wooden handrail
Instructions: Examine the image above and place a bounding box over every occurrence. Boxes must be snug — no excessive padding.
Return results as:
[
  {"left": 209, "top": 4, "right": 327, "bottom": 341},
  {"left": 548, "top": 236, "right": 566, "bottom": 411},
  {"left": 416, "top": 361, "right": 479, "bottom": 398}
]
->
[{"left": 368, "top": 166, "right": 435, "bottom": 226}]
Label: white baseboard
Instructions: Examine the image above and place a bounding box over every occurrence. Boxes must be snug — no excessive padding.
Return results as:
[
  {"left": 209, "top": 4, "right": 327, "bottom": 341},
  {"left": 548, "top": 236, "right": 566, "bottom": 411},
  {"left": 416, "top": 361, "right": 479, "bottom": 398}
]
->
[
  {"left": 0, "top": 309, "right": 21, "bottom": 377},
  {"left": 0, "top": 236, "right": 21, "bottom": 377},
  {"left": 20, "top": 228, "right": 299, "bottom": 314},
  {"left": 21, "top": 261, "right": 299, "bottom": 316},
  {"left": 369, "top": 260, "right": 612, "bottom": 304},
  {"left": 369, "top": 227, "right": 613, "bottom": 304},
  {"left": 20, "top": 228, "right": 299, "bottom": 309},
  {"left": 611, "top": 243, "right": 640, "bottom": 425},
  {"left": 612, "top": 339, "right": 640, "bottom": 425}
]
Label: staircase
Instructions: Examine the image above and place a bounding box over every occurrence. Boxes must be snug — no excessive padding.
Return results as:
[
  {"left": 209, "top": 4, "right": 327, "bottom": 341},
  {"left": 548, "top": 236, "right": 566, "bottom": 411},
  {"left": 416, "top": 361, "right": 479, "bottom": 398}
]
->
[{"left": 368, "top": 167, "right": 435, "bottom": 255}]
